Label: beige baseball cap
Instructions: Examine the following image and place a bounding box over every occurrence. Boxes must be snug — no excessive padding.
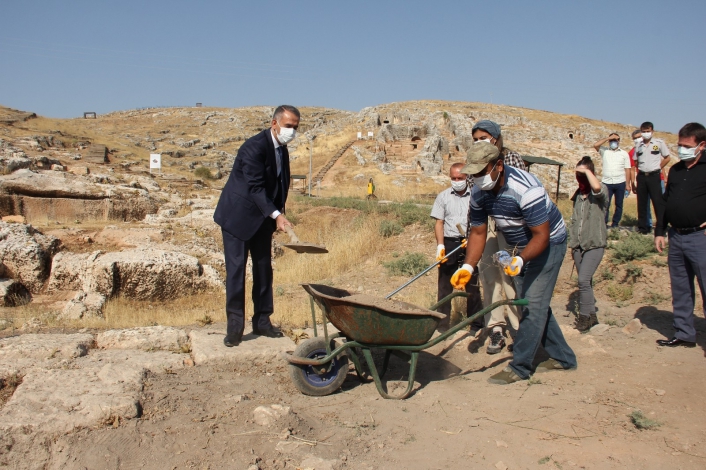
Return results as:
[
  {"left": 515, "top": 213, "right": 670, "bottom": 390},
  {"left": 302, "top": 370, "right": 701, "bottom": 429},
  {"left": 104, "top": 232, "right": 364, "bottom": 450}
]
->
[{"left": 462, "top": 141, "right": 500, "bottom": 175}]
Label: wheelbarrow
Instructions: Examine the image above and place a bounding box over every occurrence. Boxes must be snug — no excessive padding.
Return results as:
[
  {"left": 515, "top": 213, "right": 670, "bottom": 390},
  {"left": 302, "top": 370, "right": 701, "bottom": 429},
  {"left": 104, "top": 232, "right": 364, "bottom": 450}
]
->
[{"left": 284, "top": 284, "right": 528, "bottom": 399}]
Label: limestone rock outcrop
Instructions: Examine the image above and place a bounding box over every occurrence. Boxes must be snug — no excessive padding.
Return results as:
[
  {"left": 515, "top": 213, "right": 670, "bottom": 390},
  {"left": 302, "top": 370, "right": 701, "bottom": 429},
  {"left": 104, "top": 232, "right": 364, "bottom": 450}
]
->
[
  {"left": 48, "top": 249, "right": 222, "bottom": 301},
  {"left": 0, "top": 221, "right": 59, "bottom": 293}
]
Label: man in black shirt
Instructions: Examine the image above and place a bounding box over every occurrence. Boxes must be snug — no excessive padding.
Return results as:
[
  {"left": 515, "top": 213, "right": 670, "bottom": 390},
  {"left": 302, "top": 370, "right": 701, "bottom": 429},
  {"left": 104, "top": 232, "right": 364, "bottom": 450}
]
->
[{"left": 654, "top": 122, "right": 706, "bottom": 348}]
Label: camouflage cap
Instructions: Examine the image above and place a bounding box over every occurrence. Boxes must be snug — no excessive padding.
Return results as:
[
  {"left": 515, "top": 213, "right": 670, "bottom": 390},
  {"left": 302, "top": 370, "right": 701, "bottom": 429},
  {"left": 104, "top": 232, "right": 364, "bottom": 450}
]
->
[{"left": 462, "top": 141, "right": 500, "bottom": 175}]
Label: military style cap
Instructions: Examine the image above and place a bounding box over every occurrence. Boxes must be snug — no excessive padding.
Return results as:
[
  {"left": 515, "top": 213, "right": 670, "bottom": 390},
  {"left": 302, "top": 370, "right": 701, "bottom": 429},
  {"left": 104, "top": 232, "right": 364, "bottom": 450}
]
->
[
  {"left": 472, "top": 120, "right": 502, "bottom": 139},
  {"left": 462, "top": 141, "right": 500, "bottom": 175}
]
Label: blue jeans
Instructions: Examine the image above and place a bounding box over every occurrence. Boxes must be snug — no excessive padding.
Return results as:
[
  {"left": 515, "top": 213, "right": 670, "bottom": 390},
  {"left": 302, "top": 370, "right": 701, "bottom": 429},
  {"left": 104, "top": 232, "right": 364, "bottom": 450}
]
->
[
  {"left": 510, "top": 239, "right": 576, "bottom": 378},
  {"left": 668, "top": 229, "right": 706, "bottom": 343},
  {"left": 604, "top": 182, "right": 626, "bottom": 226}
]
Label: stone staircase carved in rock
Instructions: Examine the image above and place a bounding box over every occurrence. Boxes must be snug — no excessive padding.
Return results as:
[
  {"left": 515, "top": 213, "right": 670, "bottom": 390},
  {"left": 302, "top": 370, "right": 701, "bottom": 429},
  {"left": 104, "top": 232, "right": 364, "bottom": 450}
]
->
[{"left": 312, "top": 140, "right": 355, "bottom": 184}]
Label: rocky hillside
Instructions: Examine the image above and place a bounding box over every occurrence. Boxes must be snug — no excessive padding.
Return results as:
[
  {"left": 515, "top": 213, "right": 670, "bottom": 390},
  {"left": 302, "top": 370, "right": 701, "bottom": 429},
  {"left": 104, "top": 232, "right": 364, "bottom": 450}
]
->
[{"left": 0, "top": 101, "right": 678, "bottom": 201}]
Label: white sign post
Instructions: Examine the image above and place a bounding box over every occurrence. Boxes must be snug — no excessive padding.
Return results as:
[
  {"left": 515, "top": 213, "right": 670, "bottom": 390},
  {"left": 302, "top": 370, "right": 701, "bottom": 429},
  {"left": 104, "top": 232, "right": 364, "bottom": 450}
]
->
[
  {"left": 357, "top": 131, "right": 362, "bottom": 140},
  {"left": 367, "top": 131, "right": 374, "bottom": 139},
  {"left": 150, "top": 153, "right": 161, "bottom": 174}
]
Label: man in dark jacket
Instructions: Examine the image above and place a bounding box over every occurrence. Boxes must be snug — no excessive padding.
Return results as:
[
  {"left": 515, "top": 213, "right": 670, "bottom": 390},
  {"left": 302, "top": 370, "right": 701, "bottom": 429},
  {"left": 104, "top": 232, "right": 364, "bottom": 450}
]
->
[{"left": 213, "top": 105, "right": 299, "bottom": 346}]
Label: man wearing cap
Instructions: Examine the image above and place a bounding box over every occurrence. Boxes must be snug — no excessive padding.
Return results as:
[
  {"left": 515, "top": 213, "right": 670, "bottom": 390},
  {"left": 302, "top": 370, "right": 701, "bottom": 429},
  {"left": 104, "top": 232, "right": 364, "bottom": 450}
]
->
[
  {"left": 470, "top": 120, "right": 526, "bottom": 354},
  {"left": 654, "top": 122, "right": 706, "bottom": 348},
  {"left": 451, "top": 142, "right": 577, "bottom": 384},
  {"left": 431, "top": 162, "right": 483, "bottom": 332},
  {"left": 634, "top": 121, "right": 670, "bottom": 234},
  {"left": 593, "top": 133, "right": 632, "bottom": 228}
]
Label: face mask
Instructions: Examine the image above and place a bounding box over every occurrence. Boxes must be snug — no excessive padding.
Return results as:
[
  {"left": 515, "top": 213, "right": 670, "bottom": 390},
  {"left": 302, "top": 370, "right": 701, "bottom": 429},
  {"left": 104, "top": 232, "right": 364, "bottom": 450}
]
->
[
  {"left": 633, "top": 138, "right": 642, "bottom": 146},
  {"left": 641, "top": 132, "right": 652, "bottom": 141},
  {"left": 451, "top": 180, "right": 467, "bottom": 192},
  {"left": 276, "top": 124, "right": 296, "bottom": 145},
  {"left": 474, "top": 138, "right": 492, "bottom": 144},
  {"left": 474, "top": 164, "right": 500, "bottom": 191},
  {"left": 677, "top": 144, "right": 703, "bottom": 161},
  {"left": 609, "top": 141, "right": 619, "bottom": 150},
  {"left": 576, "top": 173, "right": 590, "bottom": 194}
]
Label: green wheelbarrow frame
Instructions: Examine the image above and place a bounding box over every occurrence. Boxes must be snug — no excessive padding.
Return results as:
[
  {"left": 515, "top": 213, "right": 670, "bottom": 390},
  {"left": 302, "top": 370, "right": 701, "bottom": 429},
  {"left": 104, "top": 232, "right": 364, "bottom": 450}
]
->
[{"left": 285, "top": 286, "right": 529, "bottom": 399}]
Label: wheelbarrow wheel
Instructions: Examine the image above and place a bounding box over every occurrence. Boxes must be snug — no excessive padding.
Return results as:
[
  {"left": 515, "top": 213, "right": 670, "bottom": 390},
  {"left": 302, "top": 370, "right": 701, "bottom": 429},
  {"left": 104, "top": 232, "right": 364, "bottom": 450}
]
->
[{"left": 289, "top": 337, "right": 349, "bottom": 396}]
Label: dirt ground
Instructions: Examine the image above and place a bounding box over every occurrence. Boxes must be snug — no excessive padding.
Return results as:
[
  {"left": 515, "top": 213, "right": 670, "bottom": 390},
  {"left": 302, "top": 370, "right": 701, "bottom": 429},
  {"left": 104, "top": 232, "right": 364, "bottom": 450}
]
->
[{"left": 42, "top": 254, "right": 706, "bottom": 470}]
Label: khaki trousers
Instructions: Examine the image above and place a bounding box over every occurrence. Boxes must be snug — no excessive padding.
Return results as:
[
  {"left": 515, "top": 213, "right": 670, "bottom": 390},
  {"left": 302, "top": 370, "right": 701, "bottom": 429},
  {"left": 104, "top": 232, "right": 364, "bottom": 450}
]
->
[{"left": 478, "top": 221, "right": 521, "bottom": 330}]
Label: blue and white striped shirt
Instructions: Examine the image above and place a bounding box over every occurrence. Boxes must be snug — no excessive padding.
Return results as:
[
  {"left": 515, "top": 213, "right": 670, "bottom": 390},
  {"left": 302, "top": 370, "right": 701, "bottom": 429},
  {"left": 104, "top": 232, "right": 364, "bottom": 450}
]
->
[{"left": 469, "top": 166, "right": 567, "bottom": 248}]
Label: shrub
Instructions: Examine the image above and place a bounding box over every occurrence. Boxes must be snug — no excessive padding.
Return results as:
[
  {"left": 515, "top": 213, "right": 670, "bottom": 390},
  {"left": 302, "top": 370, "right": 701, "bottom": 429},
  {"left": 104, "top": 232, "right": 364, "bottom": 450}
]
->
[
  {"left": 194, "top": 166, "right": 213, "bottom": 180},
  {"left": 379, "top": 220, "right": 403, "bottom": 238},
  {"left": 607, "top": 228, "right": 621, "bottom": 241},
  {"left": 625, "top": 263, "right": 643, "bottom": 283},
  {"left": 645, "top": 290, "right": 670, "bottom": 304},
  {"left": 629, "top": 410, "right": 661, "bottom": 430},
  {"left": 383, "top": 252, "right": 429, "bottom": 276},
  {"left": 610, "top": 232, "right": 656, "bottom": 263},
  {"left": 607, "top": 282, "right": 633, "bottom": 302},
  {"left": 601, "top": 269, "right": 615, "bottom": 281},
  {"left": 651, "top": 257, "right": 667, "bottom": 267}
]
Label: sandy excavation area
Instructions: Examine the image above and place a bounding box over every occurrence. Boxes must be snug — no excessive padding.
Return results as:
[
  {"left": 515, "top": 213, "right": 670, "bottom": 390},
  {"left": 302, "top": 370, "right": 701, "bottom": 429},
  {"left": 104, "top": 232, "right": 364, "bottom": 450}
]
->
[
  {"left": 1, "top": 102, "right": 704, "bottom": 469},
  {"left": 2, "top": 251, "right": 705, "bottom": 470}
]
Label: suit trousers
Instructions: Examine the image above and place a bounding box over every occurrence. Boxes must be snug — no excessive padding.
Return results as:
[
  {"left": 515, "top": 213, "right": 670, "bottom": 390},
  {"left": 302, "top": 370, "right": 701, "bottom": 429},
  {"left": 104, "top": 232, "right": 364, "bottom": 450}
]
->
[
  {"left": 437, "top": 237, "right": 483, "bottom": 329},
  {"left": 636, "top": 172, "right": 664, "bottom": 233},
  {"left": 222, "top": 222, "right": 276, "bottom": 336},
  {"left": 667, "top": 228, "right": 706, "bottom": 343}
]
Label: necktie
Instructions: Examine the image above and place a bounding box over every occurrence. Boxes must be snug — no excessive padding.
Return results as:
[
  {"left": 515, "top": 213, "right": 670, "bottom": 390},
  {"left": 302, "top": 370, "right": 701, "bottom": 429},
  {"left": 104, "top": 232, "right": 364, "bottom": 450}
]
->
[{"left": 275, "top": 146, "right": 282, "bottom": 177}]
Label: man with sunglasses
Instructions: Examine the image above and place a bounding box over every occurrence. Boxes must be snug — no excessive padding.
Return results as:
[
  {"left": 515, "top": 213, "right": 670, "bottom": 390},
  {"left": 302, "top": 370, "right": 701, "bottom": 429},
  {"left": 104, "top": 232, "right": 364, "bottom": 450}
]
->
[{"left": 450, "top": 142, "right": 577, "bottom": 384}]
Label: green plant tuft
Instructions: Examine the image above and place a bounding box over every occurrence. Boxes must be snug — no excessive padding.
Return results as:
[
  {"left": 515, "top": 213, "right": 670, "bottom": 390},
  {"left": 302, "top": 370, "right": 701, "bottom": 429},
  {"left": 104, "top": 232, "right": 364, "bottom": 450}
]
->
[
  {"left": 601, "top": 269, "right": 615, "bottom": 281},
  {"left": 609, "top": 232, "right": 656, "bottom": 263},
  {"left": 379, "top": 220, "right": 404, "bottom": 238},
  {"left": 194, "top": 166, "right": 213, "bottom": 180},
  {"left": 383, "top": 252, "right": 429, "bottom": 276},
  {"left": 624, "top": 263, "right": 643, "bottom": 283},
  {"left": 607, "top": 282, "right": 633, "bottom": 302},
  {"left": 629, "top": 410, "right": 661, "bottom": 430}
]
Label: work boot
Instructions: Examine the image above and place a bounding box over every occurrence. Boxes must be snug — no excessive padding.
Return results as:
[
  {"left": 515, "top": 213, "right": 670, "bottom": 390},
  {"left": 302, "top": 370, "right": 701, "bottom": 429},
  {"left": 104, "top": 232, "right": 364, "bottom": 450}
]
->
[
  {"left": 575, "top": 314, "right": 598, "bottom": 332},
  {"left": 487, "top": 330, "right": 506, "bottom": 355},
  {"left": 534, "top": 358, "right": 576, "bottom": 373},
  {"left": 488, "top": 367, "right": 524, "bottom": 385}
]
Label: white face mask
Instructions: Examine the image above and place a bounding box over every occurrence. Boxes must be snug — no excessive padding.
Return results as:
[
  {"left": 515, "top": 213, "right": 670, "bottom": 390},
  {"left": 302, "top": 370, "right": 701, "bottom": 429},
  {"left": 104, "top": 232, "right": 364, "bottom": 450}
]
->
[
  {"left": 609, "top": 141, "right": 619, "bottom": 150},
  {"left": 641, "top": 132, "right": 652, "bottom": 141},
  {"left": 677, "top": 144, "right": 703, "bottom": 161},
  {"left": 633, "top": 138, "right": 642, "bottom": 146},
  {"left": 474, "top": 163, "right": 500, "bottom": 191},
  {"left": 474, "top": 138, "right": 492, "bottom": 145},
  {"left": 276, "top": 123, "right": 296, "bottom": 145},
  {"left": 451, "top": 180, "right": 467, "bottom": 192}
]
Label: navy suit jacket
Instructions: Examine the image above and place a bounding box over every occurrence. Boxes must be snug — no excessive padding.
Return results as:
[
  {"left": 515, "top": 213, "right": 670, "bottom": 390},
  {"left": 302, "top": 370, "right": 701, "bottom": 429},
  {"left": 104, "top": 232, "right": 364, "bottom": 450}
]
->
[{"left": 214, "top": 128, "right": 290, "bottom": 241}]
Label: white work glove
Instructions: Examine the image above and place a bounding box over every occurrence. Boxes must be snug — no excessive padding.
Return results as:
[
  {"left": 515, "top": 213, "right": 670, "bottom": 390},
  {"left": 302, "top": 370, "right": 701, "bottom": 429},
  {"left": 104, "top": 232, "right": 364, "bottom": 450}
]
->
[
  {"left": 436, "top": 244, "right": 447, "bottom": 264},
  {"left": 451, "top": 264, "right": 474, "bottom": 289},
  {"left": 504, "top": 256, "right": 524, "bottom": 277}
]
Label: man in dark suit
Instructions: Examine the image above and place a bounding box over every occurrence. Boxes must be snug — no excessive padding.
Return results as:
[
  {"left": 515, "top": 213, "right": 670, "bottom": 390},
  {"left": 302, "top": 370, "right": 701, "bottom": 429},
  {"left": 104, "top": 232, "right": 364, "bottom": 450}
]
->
[{"left": 214, "top": 105, "right": 299, "bottom": 347}]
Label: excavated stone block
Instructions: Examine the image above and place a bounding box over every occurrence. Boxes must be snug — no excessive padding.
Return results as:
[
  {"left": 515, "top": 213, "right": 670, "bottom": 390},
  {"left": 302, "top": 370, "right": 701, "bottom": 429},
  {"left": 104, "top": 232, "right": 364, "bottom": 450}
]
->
[
  {"left": 96, "top": 326, "right": 188, "bottom": 352},
  {"left": 188, "top": 326, "right": 294, "bottom": 366}
]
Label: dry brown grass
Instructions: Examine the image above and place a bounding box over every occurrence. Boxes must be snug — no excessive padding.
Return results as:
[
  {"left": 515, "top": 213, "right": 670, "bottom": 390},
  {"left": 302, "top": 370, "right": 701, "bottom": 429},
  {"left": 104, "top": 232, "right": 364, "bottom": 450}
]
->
[{"left": 0, "top": 290, "right": 226, "bottom": 332}]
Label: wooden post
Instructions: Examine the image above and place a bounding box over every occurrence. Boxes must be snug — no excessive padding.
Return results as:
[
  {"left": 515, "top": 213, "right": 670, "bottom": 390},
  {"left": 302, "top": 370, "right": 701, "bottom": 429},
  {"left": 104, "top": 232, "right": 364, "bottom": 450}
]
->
[{"left": 556, "top": 165, "right": 562, "bottom": 202}]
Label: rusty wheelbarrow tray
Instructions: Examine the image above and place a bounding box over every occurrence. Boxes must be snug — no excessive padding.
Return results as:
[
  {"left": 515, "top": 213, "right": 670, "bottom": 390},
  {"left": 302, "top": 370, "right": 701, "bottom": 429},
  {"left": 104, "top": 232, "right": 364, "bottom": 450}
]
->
[{"left": 284, "top": 283, "right": 528, "bottom": 400}]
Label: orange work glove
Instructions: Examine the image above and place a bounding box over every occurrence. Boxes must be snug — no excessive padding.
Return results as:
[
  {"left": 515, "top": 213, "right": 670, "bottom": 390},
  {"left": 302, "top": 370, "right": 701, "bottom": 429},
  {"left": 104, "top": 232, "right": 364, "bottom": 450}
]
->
[
  {"left": 436, "top": 244, "right": 447, "bottom": 265},
  {"left": 450, "top": 264, "right": 474, "bottom": 289},
  {"left": 503, "top": 256, "right": 523, "bottom": 277}
]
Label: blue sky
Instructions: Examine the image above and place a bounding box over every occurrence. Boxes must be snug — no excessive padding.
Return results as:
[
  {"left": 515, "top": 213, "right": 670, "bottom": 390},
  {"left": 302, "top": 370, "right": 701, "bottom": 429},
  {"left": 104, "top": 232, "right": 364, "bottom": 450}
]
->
[{"left": 1, "top": 0, "right": 703, "bottom": 133}]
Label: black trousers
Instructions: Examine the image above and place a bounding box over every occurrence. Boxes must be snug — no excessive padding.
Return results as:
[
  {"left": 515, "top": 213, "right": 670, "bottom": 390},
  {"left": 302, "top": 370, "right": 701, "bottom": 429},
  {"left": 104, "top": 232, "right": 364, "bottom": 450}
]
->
[
  {"left": 222, "top": 221, "right": 276, "bottom": 336},
  {"left": 437, "top": 237, "right": 483, "bottom": 328},
  {"left": 636, "top": 172, "right": 665, "bottom": 233}
]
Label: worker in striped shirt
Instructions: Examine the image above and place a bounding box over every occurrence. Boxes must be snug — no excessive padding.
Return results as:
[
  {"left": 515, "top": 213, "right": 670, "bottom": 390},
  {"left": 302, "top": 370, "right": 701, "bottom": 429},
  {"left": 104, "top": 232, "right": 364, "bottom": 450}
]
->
[{"left": 451, "top": 141, "right": 577, "bottom": 384}]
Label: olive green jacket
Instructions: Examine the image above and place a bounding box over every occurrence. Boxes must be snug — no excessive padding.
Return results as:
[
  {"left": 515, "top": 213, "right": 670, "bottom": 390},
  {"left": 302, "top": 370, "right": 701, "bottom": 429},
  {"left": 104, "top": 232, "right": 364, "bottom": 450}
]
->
[{"left": 568, "top": 183, "right": 608, "bottom": 251}]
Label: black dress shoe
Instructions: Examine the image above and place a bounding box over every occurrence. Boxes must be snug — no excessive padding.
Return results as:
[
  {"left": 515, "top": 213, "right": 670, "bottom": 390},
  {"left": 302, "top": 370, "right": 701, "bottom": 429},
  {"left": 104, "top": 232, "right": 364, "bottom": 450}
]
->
[
  {"left": 252, "top": 327, "right": 284, "bottom": 338},
  {"left": 223, "top": 334, "right": 242, "bottom": 347},
  {"left": 656, "top": 337, "right": 696, "bottom": 348}
]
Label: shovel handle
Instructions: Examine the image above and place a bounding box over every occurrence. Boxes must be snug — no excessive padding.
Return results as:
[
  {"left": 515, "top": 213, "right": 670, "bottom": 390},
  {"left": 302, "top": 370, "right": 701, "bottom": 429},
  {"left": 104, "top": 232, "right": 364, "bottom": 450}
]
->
[{"left": 284, "top": 226, "right": 301, "bottom": 244}]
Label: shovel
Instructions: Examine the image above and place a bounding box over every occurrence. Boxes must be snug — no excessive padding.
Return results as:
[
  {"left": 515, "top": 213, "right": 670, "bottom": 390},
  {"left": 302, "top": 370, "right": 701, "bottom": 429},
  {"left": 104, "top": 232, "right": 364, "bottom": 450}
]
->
[{"left": 283, "top": 226, "right": 329, "bottom": 254}]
